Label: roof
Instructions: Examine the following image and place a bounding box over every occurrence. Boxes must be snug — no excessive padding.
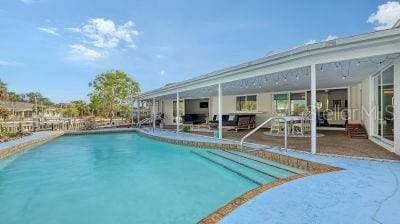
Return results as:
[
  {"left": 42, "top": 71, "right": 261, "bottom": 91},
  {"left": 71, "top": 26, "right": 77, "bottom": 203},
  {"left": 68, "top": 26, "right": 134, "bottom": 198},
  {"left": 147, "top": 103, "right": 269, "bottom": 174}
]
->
[
  {"left": 0, "top": 101, "right": 34, "bottom": 111},
  {"left": 139, "top": 26, "right": 400, "bottom": 99}
]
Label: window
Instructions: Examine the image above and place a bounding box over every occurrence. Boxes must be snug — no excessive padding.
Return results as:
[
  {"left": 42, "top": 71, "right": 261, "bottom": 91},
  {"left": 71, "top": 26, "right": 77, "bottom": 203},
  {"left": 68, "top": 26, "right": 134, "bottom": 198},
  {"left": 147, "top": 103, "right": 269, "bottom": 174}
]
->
[
  {"left": 273, "top": 93, "right": 289, "bottom": 115},
  {"left": 274, "top": 92, "right": 308, "bottom": 116},
  {"left": 290, "top": 92, "right": 306, "bottom": 115},
  {"left": 236, "top": 95, "right": 257, "bottom": 111}
]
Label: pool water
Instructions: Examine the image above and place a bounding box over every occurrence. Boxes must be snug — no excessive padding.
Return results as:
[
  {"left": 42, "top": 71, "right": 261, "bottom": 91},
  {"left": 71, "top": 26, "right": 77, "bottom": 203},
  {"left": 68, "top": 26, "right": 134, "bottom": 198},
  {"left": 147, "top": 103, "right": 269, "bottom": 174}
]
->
[{"left": 0, "top": 133, "right": 294, "bottom": 223}]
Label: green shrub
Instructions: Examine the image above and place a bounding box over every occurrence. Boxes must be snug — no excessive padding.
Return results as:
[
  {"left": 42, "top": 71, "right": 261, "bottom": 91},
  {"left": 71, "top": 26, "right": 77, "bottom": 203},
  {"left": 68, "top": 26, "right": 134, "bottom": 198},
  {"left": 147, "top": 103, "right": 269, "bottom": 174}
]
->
[
  {"left": 0, "top": 124, "right": 8, "bottom": 137},
  {"left": 181, "top": 125, "right": 191, "bottom": 133}
]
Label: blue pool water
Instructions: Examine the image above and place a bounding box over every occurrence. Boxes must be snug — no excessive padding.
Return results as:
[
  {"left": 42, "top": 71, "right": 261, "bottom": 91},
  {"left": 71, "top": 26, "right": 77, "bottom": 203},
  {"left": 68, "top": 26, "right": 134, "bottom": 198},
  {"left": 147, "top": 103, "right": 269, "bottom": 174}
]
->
[{"left": 0, "top": 133, "right": 295, "bottom": 223}]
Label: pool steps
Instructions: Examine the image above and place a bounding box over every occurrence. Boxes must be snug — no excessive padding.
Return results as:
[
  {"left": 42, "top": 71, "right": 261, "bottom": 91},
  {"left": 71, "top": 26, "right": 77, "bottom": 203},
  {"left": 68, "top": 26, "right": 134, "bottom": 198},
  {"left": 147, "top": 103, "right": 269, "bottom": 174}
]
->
[
  {"left": 226, "top": 151, "right": 305, "bottom": 174},
  {"left": 208, "top": 150, "right": 295, "bottom": 179},
  {"left": 191, "top": 151, "right": 263, "bottom": 185},
  {"left": 191, "top": 151, "right": 273, "bottom": 185}
]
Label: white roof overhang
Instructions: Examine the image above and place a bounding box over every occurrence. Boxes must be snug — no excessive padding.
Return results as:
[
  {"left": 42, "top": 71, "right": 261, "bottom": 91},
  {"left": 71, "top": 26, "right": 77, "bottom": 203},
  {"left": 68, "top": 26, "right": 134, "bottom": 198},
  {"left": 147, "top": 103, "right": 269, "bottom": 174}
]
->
[{"left": 139, "top": 28, "right": 400, "bottom": 99}]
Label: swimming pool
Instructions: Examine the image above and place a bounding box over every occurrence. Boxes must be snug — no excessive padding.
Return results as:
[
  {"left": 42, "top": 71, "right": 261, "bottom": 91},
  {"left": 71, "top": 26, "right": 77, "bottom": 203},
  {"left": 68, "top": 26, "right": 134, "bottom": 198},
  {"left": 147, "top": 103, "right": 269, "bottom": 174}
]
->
[{"left": 0, "top": 132, "right": 299, "bottom": 223}]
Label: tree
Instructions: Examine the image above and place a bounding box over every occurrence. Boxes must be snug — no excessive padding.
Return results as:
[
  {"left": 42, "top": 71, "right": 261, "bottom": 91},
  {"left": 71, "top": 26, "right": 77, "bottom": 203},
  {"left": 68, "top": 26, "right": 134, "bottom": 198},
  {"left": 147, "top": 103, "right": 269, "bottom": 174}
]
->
[
  {"left": 21, "top": 92, "right": 53, "bottom": 106},
  {"left": 0, "top": 107, "right": 10, "bottom": 120},
  {"left": 89, "top": 94, "right": 101, "bottom": 116},
  {"left": 0, "top": 79, "right": 8, "bottom": 100},
  {"left": 64, "top": 106, "right": 80, "bottom": 118},
  {"left": 70, "top": 100, "right": 90, "bottom": 117},
  {"left": 88, "top": 70, "right": 140, "bottom": 123},
  {"left": 7, "top": 92, "right": 22, "bottom": 102}
]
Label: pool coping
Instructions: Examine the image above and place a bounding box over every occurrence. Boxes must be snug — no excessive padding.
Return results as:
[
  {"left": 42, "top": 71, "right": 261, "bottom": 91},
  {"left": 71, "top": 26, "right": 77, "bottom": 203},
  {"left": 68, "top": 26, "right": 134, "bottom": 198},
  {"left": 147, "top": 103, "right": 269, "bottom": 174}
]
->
[
  {"left": 135, "top": 129, "right": 342, "bottom": 224},
  {"left": 64, "top": 127, "right": 137, "bottom": 135},
  {"left": 0, "top": 131, "right": 64, "bottom": 159}
]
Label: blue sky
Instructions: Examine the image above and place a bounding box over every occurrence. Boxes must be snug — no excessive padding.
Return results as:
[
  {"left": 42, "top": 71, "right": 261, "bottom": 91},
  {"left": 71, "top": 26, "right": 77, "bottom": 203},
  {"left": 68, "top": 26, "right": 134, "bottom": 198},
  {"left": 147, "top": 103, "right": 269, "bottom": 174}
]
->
[{"left": 0, "top": 0, "right": 399, "bottom": 102}]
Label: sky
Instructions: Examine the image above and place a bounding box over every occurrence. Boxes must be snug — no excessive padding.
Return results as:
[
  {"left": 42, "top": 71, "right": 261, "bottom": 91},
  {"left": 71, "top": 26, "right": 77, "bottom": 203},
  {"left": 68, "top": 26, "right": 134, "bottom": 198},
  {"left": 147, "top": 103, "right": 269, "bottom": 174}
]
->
[{"left": 0, "top": 0, "right": 399, "bottom": 103}]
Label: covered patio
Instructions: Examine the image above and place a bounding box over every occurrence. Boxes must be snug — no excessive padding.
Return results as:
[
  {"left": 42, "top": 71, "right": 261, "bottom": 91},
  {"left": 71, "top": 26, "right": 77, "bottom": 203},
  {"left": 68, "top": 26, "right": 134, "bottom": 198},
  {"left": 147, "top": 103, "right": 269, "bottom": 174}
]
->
[
  {"left": 137, "top": 28, "right": 400, "bottom": 159},
  {"left": 167, "top": 127, "right": 400, "bottom": 160}
]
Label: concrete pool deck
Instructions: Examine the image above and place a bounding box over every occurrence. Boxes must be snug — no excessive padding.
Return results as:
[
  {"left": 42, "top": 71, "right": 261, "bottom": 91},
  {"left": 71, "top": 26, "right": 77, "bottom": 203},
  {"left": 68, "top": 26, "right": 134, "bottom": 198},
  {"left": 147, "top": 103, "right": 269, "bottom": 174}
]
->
[
  {"left": 0, "top": 131, "right": 63, "bottom": 159},
  {"left": 138, "top": 128, "right": 400, "bottom": 224},
  {"left": 220, "top": 148, "right": 400, "bottom": 224}
]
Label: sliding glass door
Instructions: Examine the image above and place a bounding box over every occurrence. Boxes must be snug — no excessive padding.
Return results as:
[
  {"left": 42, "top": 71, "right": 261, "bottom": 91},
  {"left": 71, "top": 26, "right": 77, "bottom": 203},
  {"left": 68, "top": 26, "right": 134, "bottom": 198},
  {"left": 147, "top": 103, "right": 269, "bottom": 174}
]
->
[{"left": 373, "top": 65, "right": 394, "bottom": 144}]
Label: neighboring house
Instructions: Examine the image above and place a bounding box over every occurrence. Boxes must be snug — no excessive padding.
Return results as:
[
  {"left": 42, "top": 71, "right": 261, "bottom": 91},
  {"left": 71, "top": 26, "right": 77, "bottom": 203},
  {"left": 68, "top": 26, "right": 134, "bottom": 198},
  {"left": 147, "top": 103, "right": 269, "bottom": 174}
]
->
[
  {"left": 0, "top": 100, "right": 60, "bottom": 120},
  {"left": 138, "top": 23, "right": 400, "bottom": 156}
]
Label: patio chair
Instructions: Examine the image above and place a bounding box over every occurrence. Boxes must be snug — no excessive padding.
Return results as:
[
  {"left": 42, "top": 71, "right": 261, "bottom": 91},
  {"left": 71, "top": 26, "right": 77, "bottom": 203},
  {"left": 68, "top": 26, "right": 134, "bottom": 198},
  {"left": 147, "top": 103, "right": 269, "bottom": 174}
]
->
[
  {"left": 291, "top": 112, "right": 311, "bottom": 135},
  {"left": 223, "top": 116, "right": 251, "bottom": 132},
  {"left": 270, "top": 119, "right": 284, "bottom": 134}
]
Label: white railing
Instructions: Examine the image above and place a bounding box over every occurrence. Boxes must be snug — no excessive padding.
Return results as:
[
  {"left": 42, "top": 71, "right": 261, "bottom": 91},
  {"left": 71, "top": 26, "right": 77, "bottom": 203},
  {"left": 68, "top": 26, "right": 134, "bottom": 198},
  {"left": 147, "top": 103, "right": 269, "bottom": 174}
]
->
[
  {"left": 137, "top": 117, "right": 153, "bottom": 128},
  {"left": 240, "top": 116, "right": 289, "bottom": 151},
  {"left": 0, "top": 120, "right": 88, "bottom": 133}
]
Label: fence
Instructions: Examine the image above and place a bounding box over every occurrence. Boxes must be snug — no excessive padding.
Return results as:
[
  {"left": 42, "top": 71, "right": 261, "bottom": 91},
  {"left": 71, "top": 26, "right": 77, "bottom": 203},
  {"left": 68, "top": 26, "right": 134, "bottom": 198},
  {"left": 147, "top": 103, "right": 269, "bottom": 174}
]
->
[{"left": 0, "top": 117, "right": 134, "bottom": 134}]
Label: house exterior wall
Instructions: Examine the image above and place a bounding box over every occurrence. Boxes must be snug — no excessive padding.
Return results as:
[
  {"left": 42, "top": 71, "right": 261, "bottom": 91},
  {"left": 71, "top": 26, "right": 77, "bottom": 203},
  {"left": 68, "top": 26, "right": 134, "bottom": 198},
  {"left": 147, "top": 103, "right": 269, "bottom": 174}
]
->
[
  {"left": 360, "top": 77, "right": 372, "bottom": 135},
  {"left": 161, "top": 99, "right": 174, "bottom": 125},
  {"left": 349, "top": 84, "right": 361, "bottom": 120},
  {"left": 185, "top": 98, "right": 209, "bottom": 115}
]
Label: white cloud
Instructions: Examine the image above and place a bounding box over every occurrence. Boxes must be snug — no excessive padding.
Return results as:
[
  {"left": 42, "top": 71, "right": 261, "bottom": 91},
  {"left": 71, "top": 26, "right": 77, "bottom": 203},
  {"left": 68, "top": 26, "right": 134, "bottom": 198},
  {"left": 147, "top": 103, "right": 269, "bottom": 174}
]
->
[
  {"left": 324, "top": 35, "right": 338, "bottom": 41},
  {"left": 305, "top": 40, "right": 317, "bottom": 45},
  {"left": 368, "top": 1, "right": 400, "bottom": 30},
  {"left": 305, "top": 35, "right": 338, "bottom": 45},
  {"left": 160, "top": 70, "right": 165, "bottom": 76},
  {"left": 64, "top": 18, "right": 139, "bottom": 62},
  {"left": 68, "top": 44, "right": 104, "bottom": 61},
  {"left": 37, "top": 27, "right": 60, "bottom": 36},
  {"left": 69, "top": 18, "right": 139, "bottom": 49}
]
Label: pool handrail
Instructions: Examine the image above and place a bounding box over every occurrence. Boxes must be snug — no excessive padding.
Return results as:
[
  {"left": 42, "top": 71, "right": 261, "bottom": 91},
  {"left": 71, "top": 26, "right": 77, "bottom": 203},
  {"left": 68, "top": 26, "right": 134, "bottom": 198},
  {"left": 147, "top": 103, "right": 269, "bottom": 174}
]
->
[{"left": 240, "top": 116, "right": 287, "bottom": 151}]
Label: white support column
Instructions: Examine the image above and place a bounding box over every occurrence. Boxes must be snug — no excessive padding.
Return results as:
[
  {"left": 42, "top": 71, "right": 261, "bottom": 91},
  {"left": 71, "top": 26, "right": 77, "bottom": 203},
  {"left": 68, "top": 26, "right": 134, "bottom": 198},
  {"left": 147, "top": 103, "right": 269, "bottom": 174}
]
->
[
  {"left": 131, "top": 100, "right": 136, "bottom": 128},
  {"left": 218, "top": 83, "right": 222, "bottom": 139},
  {"left": 176, "top": 92, "right": 180, "bottom": 132},
  {"left": 152, "top": 98, "right": 156, "bottom": 130},
  {"left": 136, "top": 99, "right": 140, "bottom": 124},
  {"left": 394, "top": 59, "right": 400, "bottom": 155},
  {"left": 311, "top": 64, "right": 317, "bottom": 154}
]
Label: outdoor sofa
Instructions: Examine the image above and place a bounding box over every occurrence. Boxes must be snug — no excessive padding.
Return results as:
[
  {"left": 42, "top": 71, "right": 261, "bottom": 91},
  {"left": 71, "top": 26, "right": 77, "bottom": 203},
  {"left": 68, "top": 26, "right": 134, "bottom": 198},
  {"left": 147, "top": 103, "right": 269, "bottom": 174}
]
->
[{"left": 209, "top": 114, "right": 256, "bottom": 132}]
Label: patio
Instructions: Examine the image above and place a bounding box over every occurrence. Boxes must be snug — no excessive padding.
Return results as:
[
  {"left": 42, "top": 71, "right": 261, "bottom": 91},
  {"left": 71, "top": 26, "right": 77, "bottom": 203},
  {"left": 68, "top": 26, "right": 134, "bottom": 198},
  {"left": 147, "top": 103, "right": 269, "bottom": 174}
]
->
[{"left": 163, "top": 125, "right": 400, "bottom": 161}]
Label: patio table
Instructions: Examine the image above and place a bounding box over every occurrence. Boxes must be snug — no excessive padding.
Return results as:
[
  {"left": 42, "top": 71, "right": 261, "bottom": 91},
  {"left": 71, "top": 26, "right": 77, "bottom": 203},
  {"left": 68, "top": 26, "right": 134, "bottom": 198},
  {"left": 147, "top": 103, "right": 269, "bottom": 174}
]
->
[{"left": 276, "top": 116, "right": 308, "bottom": 136}]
